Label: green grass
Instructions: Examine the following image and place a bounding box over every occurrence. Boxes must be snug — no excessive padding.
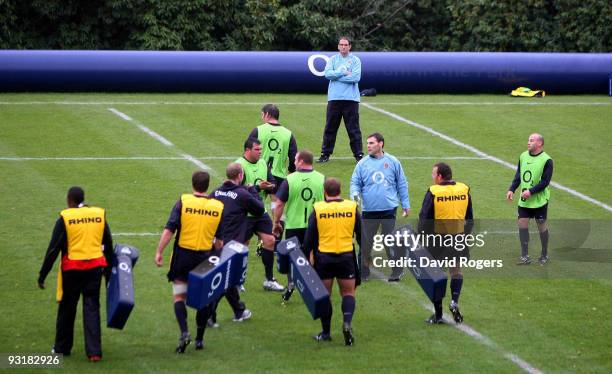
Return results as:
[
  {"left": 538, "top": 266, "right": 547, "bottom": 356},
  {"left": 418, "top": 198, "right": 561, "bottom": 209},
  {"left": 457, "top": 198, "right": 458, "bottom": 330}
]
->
[{"left": 1, "top": 93, "right": 610, "bottom": 373}]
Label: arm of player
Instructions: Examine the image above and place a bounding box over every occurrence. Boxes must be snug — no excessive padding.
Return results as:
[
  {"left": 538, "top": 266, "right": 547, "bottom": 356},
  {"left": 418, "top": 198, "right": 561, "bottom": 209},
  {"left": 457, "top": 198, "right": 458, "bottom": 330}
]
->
[
  {"left": 338, "top": 57, "right": 361, "bottom": 83},
  {"left": 273, "top": 200, "right": 286, "bottom": 237},
  {"left": 303, "top": 211, "right": 319, "bottom": 264},
  {"left": 155, "top": 229, "right": 175, "bottom": 267},
  {"left": 324, "top": 57, "right": 343, "bottom": 80},
  {"left": 288, "top": 135, "right": 298, "bottom": 173},
  {"left": 417, "top": 190, "right": 435, "bottom": 234},
  {"left": 527, "top": 159, "right": 554, "bottom": 195},
  {"left": 507, "top": 159, "right": 521, "bottom": 201},
  {"left": 273, "top": 180, "right": 289, "bottom": 236},
  {"left": 156, "top": 200, "right": 180, "bottom": 267},
  {"left": 102, "top": 220, "right": 114, "bottom": 284},
  {"left": 396, "top": 161, "right": 411, "bottom": 215},
  {"left": 213, "top": 214, "right": 224, "bottom": 250},
  {"left": 464, "top": 191, "right": 474, "bottom": 235},
  {"left": 38, "top": 217, "right": 66, "bottom": 289},
  {"left": 213, "top": 238, "right": 224, "bottom": 250},
  {"left": 349, "top": 163, "right": 363, "bottom": 202},
  {"left": 257, "top": 180, "right": 276, "bottom": 192},
  {"left": 254, "top": 169, "right": 277, "bottom": 193},
  {"left": 354, "top": 208, "right": 362, "bottom": 248}
]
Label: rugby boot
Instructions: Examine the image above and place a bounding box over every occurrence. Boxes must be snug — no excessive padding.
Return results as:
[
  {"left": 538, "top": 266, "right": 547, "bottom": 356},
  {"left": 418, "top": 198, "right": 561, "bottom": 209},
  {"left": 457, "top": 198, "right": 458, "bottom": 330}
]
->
[
  {"left": 516, "top": 255, "right": 532, "bottom": 265},
  {"left": 425, "top": 314, "right": 445, "bottom": 325},
  {"left": 343, "top": 322, "right": 354, "bottom": 346},
  {"left": 176, "top": 332, "right": 191, "bottom": 354},
  {"left": 449, "top": 301, "right": 464, "bottom": 324},
  {"left": 314, "top": 332, "right": 332, "bottom": 341}
]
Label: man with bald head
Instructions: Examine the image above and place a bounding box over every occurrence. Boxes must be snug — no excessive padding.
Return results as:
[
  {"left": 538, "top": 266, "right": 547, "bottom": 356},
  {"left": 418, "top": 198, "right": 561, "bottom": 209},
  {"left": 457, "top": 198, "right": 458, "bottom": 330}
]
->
[
  {"left": 507, "top": 133, "right": 553, "bottom": 265},
  {"left": 213, "top": 163, "right": 266, "bottom": 244}
]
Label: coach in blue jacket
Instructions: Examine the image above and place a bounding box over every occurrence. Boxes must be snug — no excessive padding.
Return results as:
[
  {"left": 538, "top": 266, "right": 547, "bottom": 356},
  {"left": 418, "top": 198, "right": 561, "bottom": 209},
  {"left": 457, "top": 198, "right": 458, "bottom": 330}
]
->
[
  {"left": 350, "top": 132, "right": 410, "bottom": 281},
  {"left": 316, "top": 36, "right": 363, "bottom": 164}
]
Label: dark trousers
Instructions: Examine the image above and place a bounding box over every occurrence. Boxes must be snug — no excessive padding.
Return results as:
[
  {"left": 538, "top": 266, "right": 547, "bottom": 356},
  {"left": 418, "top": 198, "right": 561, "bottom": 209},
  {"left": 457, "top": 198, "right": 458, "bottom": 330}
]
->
[
  {"left": 211, "top": 286, "right": 245, "bottom": 321},
  {"left": 361, "top": 210, "right": 402, "bottom": 271},
  {"left": 223, "top": 286, "right": 245, "bottom": 317},
  {"left": 321, "top": 100, "right": 362, "bottom": 157},
  {"left": 55, "top": 268, "right": 103, "bottom": 356}
]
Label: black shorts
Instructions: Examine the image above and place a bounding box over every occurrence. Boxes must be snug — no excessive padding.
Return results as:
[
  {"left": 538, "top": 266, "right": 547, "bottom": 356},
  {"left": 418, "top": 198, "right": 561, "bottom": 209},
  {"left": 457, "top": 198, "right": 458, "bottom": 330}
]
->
[
  {"left": 269, "top": 176, "right": 285, "bottom": 195},
  {"left": 518, "top": 204, "right": 548, "bottom": 220},
  {"left": 285, "top": 228, "right": 306, "bottom": 244},
  {"left": 314, "top": 252, "right": 356, "bottom": 280},
  {"left": 245, "top": 213, "right": 273, "bottom": 241},
  {"left": 285, "top": 228, "right": 307, "bottom": 255},
  {"left": 167, "top": 247, "right": 219, "bottom": 282}
]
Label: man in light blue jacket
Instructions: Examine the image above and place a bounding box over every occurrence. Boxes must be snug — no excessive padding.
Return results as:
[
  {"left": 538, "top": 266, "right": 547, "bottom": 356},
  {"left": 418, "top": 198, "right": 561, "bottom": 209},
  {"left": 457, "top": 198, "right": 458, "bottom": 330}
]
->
[
  {"left": 316, "top": 36, "right": 364, "bottom": 164},
  {"left": 350, "top": 133, "right": 410, "bottom": 281}
]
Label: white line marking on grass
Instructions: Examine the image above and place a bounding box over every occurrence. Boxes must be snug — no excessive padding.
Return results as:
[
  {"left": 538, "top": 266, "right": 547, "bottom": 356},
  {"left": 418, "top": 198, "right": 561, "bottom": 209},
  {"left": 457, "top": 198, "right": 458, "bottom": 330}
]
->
[
  {"left": 181, "top": 153, "right": 213, "bottom": 171},
  {"left": 0, "top": 155, "right": 487, "bottom": 161},
  {"left": 108, "top": 108, "right": 133, "bottom": 121},
  {"left": 135, "top": 124, "right": 174, "bottom": 146},
  {"left": 109, "top": 108, "right": 174, "bottom": 146},
  {"left": 107, "top": 108, "right": 215, "bottom": 174},
  {"left": 1, "top": 101, "right": 609, "bottom": 106},
  {"left": 114, "top": 232, "right": 161, "bottom": 236},
  {"left": 363, "top": 103, "right": 612, "bottom": 213},
  {"left": 370, "top": 269, "right": 543, "bottom": 374},
  {"left": 0, "top": 101, "right": 326, "bottom": 106},
  {"left": 333, "top": 156, "right": 486, "bottom": 160},
  {"left": 372, "top": 102, "right": 610, "bottom": 106},
  {"left": 0, "top": 156, "right": 186, "bottom": 161}
]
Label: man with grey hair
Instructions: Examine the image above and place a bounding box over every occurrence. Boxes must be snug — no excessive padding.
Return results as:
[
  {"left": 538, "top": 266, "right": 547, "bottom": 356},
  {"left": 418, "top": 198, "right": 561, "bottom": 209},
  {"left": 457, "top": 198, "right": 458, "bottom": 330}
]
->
[{"left": 507, "top": 133, "right": 554, "bottom": 265}]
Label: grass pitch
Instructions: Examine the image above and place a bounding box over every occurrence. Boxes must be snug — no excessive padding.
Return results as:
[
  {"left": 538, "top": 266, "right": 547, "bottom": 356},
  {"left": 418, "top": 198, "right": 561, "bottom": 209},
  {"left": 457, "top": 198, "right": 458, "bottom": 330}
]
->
[{"left": 0, "top": 93, "right": 610, "bottom": 373}]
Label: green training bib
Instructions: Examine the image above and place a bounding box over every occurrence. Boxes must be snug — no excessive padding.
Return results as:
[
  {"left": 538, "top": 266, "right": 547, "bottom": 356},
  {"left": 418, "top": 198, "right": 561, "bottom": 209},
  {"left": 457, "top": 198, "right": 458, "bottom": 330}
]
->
[
  {"left": 518, "top": 151, "right": 551, "bottom": 208},
  {"left": 257, "top": 123, "right": 292, "bottom": 178},
  {"left": 285, "top": 170, "right": 325, "bottom": 229}
]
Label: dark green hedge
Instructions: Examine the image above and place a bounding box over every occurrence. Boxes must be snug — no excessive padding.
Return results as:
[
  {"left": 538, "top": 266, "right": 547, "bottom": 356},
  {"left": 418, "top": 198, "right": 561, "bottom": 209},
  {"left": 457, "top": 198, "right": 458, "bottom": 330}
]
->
[{"left": 1, "top": 0, "right": 610, "bottom": 52}]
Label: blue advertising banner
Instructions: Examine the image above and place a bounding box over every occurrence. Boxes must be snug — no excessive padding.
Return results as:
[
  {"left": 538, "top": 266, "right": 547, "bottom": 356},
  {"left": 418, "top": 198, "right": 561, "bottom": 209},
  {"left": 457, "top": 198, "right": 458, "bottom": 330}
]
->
[{"left": 1, "top": 51, "right": 610, "bottom": 93}]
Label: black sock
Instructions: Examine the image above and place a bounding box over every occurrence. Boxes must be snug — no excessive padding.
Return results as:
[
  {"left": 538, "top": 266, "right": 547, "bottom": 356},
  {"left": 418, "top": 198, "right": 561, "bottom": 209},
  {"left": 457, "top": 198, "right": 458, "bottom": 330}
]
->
[
  {"left": 341, "top": 295, "right": 356, "bottom": 324},
  {"left": 434, "top": 300, "right": 443, "bottom": 319},
  {"left": 196, "top": 309, "right": 207, "bottom": 341},
  {"left": 519, "top": 228, "right": 529, "bottom": 256},
  {"left": 174, "top": 301, "right": 188, "bottom": 334},
  {"left": 321, "top": 300, "right": 333, "bottom": 334},
  {"left": 209, "top": 298, "right": 219, "bottom": 323},
  {"left": 261, "top": 248, "right": 274, "bottom": 281},
  {"left": 450, "top": 275, "right": 463, "bottom": 304},
  {"left": 539, "top": 230, "right": 549, "bottom": 257}
]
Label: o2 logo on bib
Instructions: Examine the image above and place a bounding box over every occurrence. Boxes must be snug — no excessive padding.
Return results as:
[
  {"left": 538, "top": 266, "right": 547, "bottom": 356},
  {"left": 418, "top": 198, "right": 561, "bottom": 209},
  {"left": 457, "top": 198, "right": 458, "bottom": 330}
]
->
[{"left": 372, "top": 171, "right": 388, "bottom": 186}]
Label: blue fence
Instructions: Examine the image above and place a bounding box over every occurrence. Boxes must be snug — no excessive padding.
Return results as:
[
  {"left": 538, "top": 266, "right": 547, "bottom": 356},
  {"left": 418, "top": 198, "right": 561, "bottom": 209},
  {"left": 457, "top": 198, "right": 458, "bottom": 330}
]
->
[{"left": 1, "top": 51, "right": 610, "bottom": 93}]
